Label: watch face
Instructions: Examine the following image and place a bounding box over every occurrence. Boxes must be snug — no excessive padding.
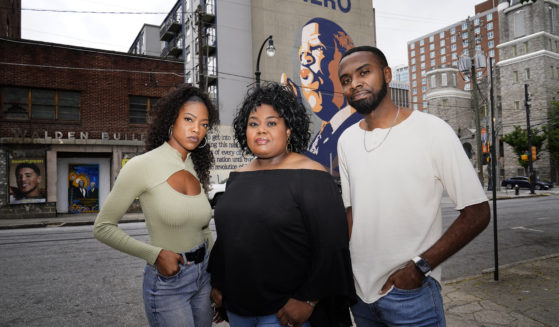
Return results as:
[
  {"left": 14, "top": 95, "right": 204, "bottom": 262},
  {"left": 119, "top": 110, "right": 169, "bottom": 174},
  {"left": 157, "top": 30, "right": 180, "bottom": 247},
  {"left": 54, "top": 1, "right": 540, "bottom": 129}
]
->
[{"left": 416, "top": 259, "right": 431, "bottom": 274}]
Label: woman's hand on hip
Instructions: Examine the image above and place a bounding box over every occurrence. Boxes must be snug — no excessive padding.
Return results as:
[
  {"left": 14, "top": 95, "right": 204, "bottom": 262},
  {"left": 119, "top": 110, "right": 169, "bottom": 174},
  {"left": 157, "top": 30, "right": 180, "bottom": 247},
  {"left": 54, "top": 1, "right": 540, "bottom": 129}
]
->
[
  {"left": 155, "top": 249, "right": 185, "bottom": 276},
  {"left": 277, "top": 298, "right": 314, "bottom": 326}
]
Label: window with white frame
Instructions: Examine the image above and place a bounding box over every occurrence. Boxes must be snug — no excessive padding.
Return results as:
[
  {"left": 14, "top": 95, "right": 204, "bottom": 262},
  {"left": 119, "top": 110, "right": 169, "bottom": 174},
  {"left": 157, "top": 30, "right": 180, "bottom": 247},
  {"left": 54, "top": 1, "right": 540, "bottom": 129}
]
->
[
  {"left": 441, "top": 56, "right": 447, "bottom": 63},
  {"left": 430, "top": 51, "right": 435, "bottom": 58},
  {"left": 440, "top": 39, "right": 445, "bottom": 47},
  {"left": 429, "top": 35, "right": 434, "bottom": 42},
  {"left": 489, "top": 40, "right": 494, "bottom": 48},
  {"left": 489, "top": 49, "right": 495, "bottom": 57},
  {"left": 430, "top": 43, "right": 435, "bottom": 50},
  {"left": 487, "top": 22, "right": 493, "bottom": 30},
  {"left": 487, "top": 13, "right": 493, "bottom": 21},
  {"left": 488, "top": 31, "right": 494, "bottom": 39},
  {"left": 440, "top": 31, "right": 445, "bottom": 38},
  {"left": 440, "top": 48, "right": 446, "bottom": 55},
  {"left": 442, "top": 73, "right": 448, "bottom": 86},
  {"left": 451, "top": 35, "right": 456, "bottom": 43},
  {"left": 451, "top": 27, "right": 456, "bottom": 34}
]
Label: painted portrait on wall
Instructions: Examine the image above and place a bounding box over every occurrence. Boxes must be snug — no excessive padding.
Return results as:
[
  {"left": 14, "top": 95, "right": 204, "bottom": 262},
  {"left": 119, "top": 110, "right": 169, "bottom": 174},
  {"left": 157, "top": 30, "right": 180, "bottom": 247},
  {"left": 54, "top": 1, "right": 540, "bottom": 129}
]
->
[
  {"left": 68, "top": 164, "right": 99, "bottom": 213},
  {"left": 9, "top": 158, "right": 47, "bottom": 204},
  {"left": 282, "top": 17, "right": 361, "bottom": 173}
]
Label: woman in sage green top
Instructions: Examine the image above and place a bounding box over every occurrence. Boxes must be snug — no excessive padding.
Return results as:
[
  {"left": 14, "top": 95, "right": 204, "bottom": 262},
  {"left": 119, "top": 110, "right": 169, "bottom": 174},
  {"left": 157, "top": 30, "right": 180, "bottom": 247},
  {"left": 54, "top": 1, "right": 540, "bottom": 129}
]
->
[{"left": 93, "top": 85, "right": 218, "bottom": 327}]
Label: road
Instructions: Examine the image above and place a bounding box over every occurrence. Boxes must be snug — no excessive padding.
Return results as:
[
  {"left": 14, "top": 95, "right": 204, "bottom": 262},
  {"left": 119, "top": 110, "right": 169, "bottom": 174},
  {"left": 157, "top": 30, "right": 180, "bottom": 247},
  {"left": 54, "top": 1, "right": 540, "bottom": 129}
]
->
[{"left": 0, "top": 195, "right": 557, "bottom": 326}]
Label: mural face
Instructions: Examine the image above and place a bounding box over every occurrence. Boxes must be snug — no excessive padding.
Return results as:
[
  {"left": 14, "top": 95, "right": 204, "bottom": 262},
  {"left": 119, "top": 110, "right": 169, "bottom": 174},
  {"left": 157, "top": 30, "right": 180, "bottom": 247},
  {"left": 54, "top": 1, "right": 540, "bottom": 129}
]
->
[
  {"left": 283, "top": 17, "right": 361, "bottom": 171},
  {"left": 9, "top": 158, "right": 46, "bottom": 204}
]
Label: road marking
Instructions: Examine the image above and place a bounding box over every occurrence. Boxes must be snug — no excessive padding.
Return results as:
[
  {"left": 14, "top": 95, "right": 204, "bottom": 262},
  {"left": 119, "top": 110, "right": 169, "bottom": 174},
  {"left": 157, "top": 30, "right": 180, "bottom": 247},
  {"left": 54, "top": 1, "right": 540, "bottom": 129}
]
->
[{"left": 511, "top": 226, "right": 544, "bottom": 233}]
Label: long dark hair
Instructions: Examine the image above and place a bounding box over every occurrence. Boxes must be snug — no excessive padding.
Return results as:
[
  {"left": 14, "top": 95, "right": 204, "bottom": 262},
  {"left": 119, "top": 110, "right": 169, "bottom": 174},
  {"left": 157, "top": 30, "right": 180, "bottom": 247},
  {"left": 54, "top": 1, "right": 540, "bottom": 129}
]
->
[{"left": 146, "top": 85, "right": 218, "bottom": 189}]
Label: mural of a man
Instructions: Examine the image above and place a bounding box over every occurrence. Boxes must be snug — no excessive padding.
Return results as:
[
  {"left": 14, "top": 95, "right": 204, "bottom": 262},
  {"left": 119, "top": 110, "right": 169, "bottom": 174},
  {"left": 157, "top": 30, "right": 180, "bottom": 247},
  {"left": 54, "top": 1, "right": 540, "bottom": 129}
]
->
[
  {"left": 283, "top": 17, "right": 361, "bottom": 171},
  {"left": 88, "top": 181, "right": 98, "bottom": 199},
  {"left": 9, "top": 162, "right": 45, "bottom": 203}
]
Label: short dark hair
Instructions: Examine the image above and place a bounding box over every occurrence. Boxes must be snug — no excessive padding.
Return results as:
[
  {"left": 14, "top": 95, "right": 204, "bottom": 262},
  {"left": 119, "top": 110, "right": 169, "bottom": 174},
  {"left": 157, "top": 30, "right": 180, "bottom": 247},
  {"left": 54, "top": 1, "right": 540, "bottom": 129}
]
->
[
  {"left": 233, "top": 83, "right": 311, "bottom": 156},
  {"left": 15, "top": 163, "right": 41, "bottom": 176},
  {"left": 340, "top": 45, "right": 389, "bottom": 69}
]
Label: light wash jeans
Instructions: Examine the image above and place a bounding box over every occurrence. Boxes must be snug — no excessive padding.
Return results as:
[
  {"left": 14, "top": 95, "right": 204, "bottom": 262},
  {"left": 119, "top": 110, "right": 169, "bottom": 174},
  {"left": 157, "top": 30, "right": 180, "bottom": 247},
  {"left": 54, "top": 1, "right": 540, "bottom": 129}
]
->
[
  {"left": 227, "top": 311, "right": 311, "bottom": 327},
  {"left": 351, "top": 277, "right": 445, "bottom": 327},
  {"left": 143, "top": 243, "right": 212, "bottom": 327}
]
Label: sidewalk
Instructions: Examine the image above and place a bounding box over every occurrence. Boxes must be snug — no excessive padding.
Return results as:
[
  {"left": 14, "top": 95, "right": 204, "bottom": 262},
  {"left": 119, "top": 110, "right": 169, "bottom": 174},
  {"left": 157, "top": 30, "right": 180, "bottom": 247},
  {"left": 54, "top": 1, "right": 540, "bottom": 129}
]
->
[{"left": 1, "top": 190, "right": 557, "bottom": 326}]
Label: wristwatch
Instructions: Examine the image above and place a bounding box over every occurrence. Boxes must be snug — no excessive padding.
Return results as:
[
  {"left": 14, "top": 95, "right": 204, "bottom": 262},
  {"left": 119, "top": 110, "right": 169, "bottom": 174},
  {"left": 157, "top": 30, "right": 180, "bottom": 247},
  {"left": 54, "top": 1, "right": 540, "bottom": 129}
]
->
[{"left": 412, "top": 256, "right": 432, "bottom": 277}]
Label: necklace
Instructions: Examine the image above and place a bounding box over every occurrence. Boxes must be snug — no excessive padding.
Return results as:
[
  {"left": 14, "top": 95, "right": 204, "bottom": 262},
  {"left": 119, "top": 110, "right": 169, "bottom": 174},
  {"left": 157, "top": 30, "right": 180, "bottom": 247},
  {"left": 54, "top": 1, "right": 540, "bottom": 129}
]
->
[{"left": 363, "top": 106, "right": 401, "bottom": 152}]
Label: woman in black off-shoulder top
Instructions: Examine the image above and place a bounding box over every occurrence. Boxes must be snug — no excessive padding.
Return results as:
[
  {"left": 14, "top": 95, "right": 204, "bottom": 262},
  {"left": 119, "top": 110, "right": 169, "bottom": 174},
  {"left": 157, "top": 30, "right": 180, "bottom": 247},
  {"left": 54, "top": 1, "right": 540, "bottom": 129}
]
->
[{"left": 208, "top": 83, "right": 355, "bottom": 327}]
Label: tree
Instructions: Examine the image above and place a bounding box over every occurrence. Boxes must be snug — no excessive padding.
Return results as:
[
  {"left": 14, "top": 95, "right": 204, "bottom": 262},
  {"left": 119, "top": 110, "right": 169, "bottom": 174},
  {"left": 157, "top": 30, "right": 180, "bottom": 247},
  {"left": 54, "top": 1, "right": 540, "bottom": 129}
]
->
[{"left": 502, "top": 126, "right": 546, "bottom": 174}]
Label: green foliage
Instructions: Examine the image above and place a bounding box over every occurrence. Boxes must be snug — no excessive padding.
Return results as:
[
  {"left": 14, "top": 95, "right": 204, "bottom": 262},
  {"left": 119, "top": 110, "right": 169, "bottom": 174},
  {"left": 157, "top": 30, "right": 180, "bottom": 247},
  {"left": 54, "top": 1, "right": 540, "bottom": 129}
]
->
[{"left": 502, "top": 126, "right": 546, "bottom": 168}]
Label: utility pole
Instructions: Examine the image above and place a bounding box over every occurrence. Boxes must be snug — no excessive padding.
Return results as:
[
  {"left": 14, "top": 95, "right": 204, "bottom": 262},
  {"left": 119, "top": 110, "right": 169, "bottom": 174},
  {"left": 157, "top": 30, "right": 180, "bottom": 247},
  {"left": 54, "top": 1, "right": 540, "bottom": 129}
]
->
[
  {"left": 196, "top": 5, "right": 206, "bottom": 92},
  {"left": 181, "top": 0, "right": 187, "bottom": 84},
  {"left": 525, "top": 84, "right": 535, "bottom": 194},
  {"left": 489, "top": 57, "right": 499, "bottom": 281},
  {"left": 467, "top": 17, "right": 485, "bottom": 186}
]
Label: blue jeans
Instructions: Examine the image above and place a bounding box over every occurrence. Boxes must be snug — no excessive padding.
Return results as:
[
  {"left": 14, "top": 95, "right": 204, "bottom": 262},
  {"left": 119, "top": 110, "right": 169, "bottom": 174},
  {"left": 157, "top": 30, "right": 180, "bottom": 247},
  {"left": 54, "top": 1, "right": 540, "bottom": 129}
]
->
[
  {"left": 351, "top": 277, "right": 445, "bottom": 327},
  {"left": 143, "top": 243, "right": 212, "bottom": 327},
  {"left": 227, "top": 311, "right": 311, "bottom": 327}
]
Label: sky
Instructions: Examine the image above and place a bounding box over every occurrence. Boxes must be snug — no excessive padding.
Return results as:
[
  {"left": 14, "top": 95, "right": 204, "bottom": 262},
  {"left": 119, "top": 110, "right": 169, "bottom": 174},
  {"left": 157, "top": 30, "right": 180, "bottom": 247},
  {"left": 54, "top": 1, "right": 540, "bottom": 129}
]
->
[{"left": 21, "top": 0, "right": 483, "bottom": 68}]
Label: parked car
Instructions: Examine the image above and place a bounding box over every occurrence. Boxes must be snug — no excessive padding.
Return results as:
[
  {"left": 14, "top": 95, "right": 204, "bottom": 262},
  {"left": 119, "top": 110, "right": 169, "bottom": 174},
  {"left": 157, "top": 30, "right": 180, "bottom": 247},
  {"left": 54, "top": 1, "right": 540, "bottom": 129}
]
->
[
  {"left": 208, "top": 178, "right": 227, "bottom": 207},
  {"left": 501, "top": 176, "right": 553, "bottom": 190}
]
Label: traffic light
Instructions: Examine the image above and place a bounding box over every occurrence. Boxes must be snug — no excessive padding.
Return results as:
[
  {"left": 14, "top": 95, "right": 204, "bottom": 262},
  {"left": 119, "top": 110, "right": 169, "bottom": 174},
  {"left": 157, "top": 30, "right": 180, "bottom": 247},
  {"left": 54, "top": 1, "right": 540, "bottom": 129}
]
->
[
  {"left": 483, "top": 153, "right": 490, "bottom": 165},
  {"left": 521, "top": 153, "right": 528, "bottom": 161},
  {"left": 531, "top": 146, "right": 536, "bottom": 160}
]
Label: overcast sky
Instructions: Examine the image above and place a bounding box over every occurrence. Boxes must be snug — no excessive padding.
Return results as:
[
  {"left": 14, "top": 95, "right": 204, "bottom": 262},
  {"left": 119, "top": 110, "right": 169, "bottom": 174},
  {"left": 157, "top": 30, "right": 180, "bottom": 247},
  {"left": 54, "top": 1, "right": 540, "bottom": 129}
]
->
[{"left": 21, "top": 0, "right": 482, "bottom": 68}]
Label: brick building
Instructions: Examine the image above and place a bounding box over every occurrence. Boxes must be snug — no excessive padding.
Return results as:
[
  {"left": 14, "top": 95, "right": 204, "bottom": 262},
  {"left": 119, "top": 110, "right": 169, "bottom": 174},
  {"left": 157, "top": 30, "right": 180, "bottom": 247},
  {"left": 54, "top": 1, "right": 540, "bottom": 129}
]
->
[{"left": 0, "top": 37, "right": 184, "bottom": 218}]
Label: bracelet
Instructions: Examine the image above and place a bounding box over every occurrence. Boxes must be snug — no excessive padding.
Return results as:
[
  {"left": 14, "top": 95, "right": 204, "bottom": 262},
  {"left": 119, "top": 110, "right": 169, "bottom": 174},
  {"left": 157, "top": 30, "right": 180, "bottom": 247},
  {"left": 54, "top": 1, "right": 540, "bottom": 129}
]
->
[{"left": 305, "top": 300, "right": 316, "bottom": 308}]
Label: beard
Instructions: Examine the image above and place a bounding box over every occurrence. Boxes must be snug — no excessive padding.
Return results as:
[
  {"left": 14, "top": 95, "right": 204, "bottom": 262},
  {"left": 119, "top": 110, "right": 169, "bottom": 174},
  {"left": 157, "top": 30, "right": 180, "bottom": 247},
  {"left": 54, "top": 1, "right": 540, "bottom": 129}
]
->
[{"left": 348, "top": 79, "right": 388, "bottom": 115}]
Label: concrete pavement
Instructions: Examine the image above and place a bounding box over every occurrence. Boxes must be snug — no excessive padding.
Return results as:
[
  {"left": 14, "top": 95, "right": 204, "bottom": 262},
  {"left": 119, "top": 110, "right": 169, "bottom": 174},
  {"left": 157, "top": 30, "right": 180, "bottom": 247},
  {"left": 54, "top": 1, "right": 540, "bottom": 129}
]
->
[{"left": 1, "top": 188, "right": 558, "bottom": 326}]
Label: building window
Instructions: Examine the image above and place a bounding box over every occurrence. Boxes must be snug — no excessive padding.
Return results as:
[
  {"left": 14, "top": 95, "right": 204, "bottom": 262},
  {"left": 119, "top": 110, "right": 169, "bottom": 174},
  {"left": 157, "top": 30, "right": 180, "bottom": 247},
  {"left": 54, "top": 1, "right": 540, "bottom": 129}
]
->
[
  {"left": 420, "top": 47, "right": 425, "bottom": 54},
  {"left": 440, "top": 48, "right": 446, "bottom": 55},
  {"left": 524, "top": 42, "right": 529, "bottom": 53},
  {"left": 430, "top": 51, "right": 435, "bottom": 58},
  {"left": 421, "top": 70, "right": 426, "bottom": 77},
  {"left": 462, "top": 32, "right": 468, "bottom": 40},
  {"left": 442, "top": 98, "right": 449, "bottom": 109},
  {"left": 488, "top": 31, "right": 494, "bottom": 39},
  {"left": 512, "top": 44, "right": 517, "bottom": 56},
  {"left": 474, "top": 17, "right": 480, "bottom": 26},
  {"left": 430, "top": 43, "right": 435, "bottom": 50},
  {"left": 475, "top": 27, "right": 481, "bottom": 35},
  {"left": 451, "top": 27, "right": 456, "bottom": 34},
  {"left": 410, "top": 43, "right": 415, "bottom": 49},
  {"left": 1, "top": 87, "right": 80, "bottom": 121},
  {"left": 129, "top": 96, "right": 158, "bottom": 124},
  {"left": 441, "top": 56, "right": 447, "bottom": 63},
  {"left": 451, "top": 44, "right": 457, "bottom": 51},
  {"left": 422, "top": 86, "right": 427, "bottom": 92},
  {"left": 463, "top": 49, "right": 469, "bottom": 56},
  {"left": 462, "top": 23, "right": 467, "bottom": 30},
  {"left": 411, "top": 58, "right": 416, "bottom": 64},
  {"left": 413, "top": 96, "right": 418, "bottom": 103},
  {"left": 422, "top": 78, "right": 426, "bottom": 85},
  {"left": 430, "top": 75, "right": 436, "bottom": 88},
  {"left": 514, "top": 101, "right": 520, "bottom": 110},
  {"left": 431, "top": 59, "right": 436, "bottom": 66},
  {"left": 451, "top": 35, "right": 456, "bottom": 43},
  {"left": 489, "top": 40, "right": 494, "bottom": 48},
  {"left": 421, "top": 54, "right": 425, "bottom": 61},
  {"left": 429, "top": 35, "right": 434, "bottom": 42},
  {"left": 440, "top": 39, "right": 445, "bottom": 47},
  {"left": 452, "top": 52, "right": 457, "bottom": 59},
  {"left": 513, "top": 10, "right": 526, "bottom": 38},
  {"left": 413, "top": 88, "right": 417, "bottom": 95},
  {"left": 525, "top": 68, "right": 530, "bottom": 80},
  {"left": 487, "top": 22, "right": 493, "bottom": 30},
  {"left": 476, "top": 45, "right": 482, "bottom": 51},
  {"left": 489, "top": 49, "right": 495, "bottom": 57},
  {"left": 465, "top": 83, "right": 471, "bottom": 91},
  {"left": 477, "top": 71, "right": 483, "bottom": 80},
  {"left": 414, "top": 103, "right": 418, "bottom": 110},
  {"left": 463, "top": 40, "right": 469, "bottom": 47},
  {"left": 442, "top": 73, "right": 448, "bottom": 86},
  {"left": 411, "top": 50, "right": 415, "bottom": 56},
  {"left": 513, "top": 71, "right": 519, "bottom": 83},
  {"left": 440, "top": 31, "right": 445, "bottom": 38},
  {"left": 186, "top": 72, "right": 192, "bottom": 84},
  {"left": 412, "top": 65, "right": 416, "bottom": 72},
  {"left": 421, "top": 62, "right": 426, "bottom": 69},
  {"left": 412, "top": 80, "right": 417, "bottom": 87},
  {"left": 420, "top": 39, "right": 424, "bottom": 46}
]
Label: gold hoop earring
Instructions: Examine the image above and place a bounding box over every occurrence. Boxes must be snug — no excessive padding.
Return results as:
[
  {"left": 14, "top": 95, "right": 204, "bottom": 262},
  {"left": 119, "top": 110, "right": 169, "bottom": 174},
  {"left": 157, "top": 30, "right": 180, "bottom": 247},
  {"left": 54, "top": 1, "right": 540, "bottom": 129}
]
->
[
  {"left": 286, "top": 138, "right": 293, "bottom": 153},
  {"left": 198, "top": 137, "right": 208, "bottom": 148}
]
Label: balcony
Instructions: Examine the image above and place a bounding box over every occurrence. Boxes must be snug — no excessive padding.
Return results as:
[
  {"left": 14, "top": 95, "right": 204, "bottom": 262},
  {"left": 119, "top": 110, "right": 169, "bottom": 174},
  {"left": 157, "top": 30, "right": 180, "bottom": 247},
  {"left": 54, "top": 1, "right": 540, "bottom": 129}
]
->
[
  {"left": 160, "top": 16, "right": 181, "bottom": 40},
  {"left": 161, "top": 38, "right": 182, "bottom": 58}
]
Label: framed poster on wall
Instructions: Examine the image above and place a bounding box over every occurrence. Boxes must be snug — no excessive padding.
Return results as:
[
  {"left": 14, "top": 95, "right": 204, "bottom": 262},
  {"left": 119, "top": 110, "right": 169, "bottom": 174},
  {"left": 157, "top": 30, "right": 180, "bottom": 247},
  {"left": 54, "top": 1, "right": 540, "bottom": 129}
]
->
[
  {"left": 68, "top": 164, "right": 99, "bottom": 213},
  {"left": 9, "top": 158, "right": 47, "bottom": 204}
]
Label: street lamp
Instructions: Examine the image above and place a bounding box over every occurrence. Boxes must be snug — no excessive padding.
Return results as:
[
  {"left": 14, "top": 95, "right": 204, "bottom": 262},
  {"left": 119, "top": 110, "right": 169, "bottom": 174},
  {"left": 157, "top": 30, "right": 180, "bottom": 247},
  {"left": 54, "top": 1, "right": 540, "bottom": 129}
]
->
[
  {"left": 255, "top": 35, "right": 275, "bottom": 88},
  {"left": 458, "top": 50, "right": 486, "bottom": 186}
]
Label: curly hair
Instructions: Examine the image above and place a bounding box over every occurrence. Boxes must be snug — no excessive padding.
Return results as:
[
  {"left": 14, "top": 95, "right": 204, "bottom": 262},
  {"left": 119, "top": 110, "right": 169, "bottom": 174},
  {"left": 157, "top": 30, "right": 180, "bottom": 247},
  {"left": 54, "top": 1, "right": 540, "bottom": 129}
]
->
[
  {"left": 146, "top": 85, "right": 218, "bottom": 189},
  {"left": 233, "top": 82, "right": 311, "bottom": 156}
]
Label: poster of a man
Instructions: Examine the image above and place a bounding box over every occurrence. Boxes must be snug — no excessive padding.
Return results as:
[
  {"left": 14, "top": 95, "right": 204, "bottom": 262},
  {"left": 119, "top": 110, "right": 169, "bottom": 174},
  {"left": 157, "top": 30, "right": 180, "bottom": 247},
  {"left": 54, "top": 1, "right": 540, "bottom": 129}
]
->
[
  {"left": 282, "top": 17, "right": 361, "bottom": 171},
  {"left": 9, "top": 159, "right": 47, "bottom": 204},
  {"left": 68, "top": 164, "right": 99, "bottom": 213}
]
